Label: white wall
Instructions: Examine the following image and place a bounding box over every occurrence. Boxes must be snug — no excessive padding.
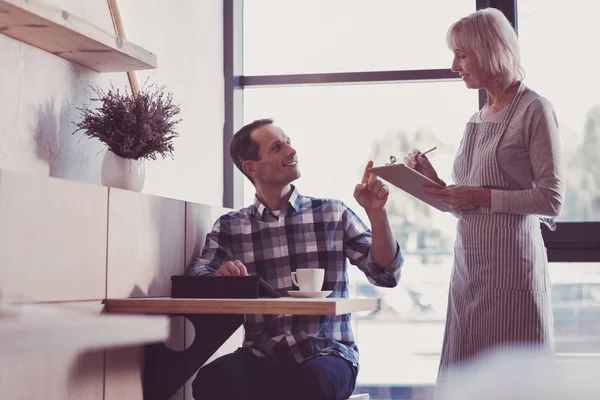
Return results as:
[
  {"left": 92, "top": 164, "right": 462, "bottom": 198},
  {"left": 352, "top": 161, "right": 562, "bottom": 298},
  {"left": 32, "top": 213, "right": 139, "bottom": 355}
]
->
[
  {"left": 0, "top": 0, "right": 224, "bottom": 205},
  {"left": 119, "top": 0, "right": 224, "bottom": 205}
]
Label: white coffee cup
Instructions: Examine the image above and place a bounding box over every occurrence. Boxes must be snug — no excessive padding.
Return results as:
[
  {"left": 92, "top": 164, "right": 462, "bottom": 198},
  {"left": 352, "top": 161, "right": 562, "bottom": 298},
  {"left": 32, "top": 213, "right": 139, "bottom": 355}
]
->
[{"left": 291, "top": 268, "right": 324, "bottom": 292}]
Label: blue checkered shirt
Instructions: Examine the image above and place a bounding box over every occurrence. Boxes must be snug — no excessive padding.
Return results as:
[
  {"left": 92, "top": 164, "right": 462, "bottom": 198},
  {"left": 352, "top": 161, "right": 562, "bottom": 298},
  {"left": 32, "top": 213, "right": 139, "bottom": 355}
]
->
[{"left": 187, "top": 186, "right": 403, "bottom": 369}]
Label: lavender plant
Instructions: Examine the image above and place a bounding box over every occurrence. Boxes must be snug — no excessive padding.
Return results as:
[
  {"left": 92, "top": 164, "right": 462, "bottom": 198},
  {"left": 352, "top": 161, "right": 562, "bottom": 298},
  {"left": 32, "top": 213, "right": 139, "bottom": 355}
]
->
[{"left": 74, "top": 84, "right": 181, "bottom": 160}]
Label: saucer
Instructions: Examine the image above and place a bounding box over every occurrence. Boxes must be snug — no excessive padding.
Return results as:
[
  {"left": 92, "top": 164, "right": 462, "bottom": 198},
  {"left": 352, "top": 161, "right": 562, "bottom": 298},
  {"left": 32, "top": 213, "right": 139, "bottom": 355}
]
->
[{"left": 287, "top": 290, "right": 332, "bottom": 299}]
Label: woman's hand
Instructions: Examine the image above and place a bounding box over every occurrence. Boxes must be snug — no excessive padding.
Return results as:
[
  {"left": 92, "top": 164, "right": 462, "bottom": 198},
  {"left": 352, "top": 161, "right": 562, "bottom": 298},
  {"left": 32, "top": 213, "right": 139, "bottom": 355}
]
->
[
  {"left": 404, "top": 149, "right": 444, "bottom": 186},
  {"left": 422, "top": 185, "right": 492, "bottom": 211}
]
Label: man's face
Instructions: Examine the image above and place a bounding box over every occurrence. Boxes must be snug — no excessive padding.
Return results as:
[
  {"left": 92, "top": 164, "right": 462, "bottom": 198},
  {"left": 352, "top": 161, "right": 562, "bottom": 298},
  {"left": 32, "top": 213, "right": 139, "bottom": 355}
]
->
[{"left": 244, "top": 124, "right": 300, "bottom": 188}]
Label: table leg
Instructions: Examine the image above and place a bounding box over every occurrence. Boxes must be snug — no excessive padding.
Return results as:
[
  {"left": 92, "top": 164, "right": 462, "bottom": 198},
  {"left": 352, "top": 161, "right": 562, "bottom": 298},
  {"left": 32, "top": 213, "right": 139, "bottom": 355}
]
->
[{"left": 143, "top": 314, "right": 244, "bottom": 400}]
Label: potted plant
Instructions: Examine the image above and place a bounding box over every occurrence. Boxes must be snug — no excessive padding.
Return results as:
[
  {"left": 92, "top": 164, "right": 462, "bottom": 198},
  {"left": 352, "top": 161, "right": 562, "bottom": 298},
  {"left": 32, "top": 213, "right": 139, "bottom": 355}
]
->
[{"left": 74, "top": 83, "right": 181, "bottom": 191}]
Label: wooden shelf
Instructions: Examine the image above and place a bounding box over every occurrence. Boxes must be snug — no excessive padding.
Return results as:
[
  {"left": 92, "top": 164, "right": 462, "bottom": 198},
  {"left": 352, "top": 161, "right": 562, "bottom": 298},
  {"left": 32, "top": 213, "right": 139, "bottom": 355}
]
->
[
  {"left": 0, "top": 0, "right": 157, "bottom": 72},
  {"left": 0, "top": 303, "right": 169, "bottom": 355},
  {"left": 104, "top": 297, "right": 381, "bottom": 316}
]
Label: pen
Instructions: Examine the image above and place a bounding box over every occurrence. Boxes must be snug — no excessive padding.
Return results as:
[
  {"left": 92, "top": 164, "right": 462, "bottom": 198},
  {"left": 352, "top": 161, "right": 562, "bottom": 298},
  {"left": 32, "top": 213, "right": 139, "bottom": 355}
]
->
[{"left": 421, "top": 146, "right": 437, "bottom": 156}]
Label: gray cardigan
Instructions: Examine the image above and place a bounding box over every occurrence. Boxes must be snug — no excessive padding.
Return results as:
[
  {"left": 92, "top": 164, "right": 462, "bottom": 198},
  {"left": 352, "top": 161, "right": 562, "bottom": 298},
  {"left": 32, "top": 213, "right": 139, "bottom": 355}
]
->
[{"left": 468, "top": 86, "right": 565, "bottom": 217}]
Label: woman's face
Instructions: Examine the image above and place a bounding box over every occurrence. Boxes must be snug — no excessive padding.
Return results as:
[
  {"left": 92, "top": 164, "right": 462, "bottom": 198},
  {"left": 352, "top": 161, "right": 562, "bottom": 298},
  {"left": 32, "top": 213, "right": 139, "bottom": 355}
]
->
[{"left": 450, "top": 49, "right": 490, "bottom": 89}]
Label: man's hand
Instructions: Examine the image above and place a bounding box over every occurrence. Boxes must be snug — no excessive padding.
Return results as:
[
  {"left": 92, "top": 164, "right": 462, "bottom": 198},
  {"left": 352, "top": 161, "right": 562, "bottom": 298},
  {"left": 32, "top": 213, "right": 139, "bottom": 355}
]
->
[
  {"left": 354, "top": 160, "right": 389, "bottom": 215},
  {"left": 215, "top": 260, "right": 249, "bottom": 276},
  {"left": 422, "top": 185, "right": 491, "bottom": 211}
]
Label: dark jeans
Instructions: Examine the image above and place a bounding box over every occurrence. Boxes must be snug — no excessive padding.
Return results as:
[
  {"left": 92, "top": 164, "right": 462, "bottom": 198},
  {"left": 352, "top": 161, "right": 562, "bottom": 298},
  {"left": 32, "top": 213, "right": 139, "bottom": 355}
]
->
[{"left": 192, "top": 348, "right": 357, "bottom": 400}]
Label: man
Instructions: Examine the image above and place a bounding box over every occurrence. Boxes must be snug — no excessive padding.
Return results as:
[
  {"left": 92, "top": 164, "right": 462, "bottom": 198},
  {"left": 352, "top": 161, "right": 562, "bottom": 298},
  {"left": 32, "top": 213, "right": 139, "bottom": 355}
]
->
[{"left": 188, "top": 118, "right": 403, "bottom": 400}]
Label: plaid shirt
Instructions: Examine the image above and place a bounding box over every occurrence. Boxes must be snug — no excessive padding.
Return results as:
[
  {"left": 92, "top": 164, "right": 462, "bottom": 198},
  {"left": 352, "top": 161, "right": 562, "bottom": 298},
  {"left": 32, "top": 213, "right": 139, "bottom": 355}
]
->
[{"left": 187, "top": 186, "right": 403, "bottom": 369}]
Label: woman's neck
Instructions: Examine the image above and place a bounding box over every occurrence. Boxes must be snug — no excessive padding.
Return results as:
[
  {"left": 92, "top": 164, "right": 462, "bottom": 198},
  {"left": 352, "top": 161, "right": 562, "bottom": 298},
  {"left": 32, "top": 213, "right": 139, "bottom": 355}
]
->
[{"left": 485, "top": 81, "right": 520, "bottom": 109}]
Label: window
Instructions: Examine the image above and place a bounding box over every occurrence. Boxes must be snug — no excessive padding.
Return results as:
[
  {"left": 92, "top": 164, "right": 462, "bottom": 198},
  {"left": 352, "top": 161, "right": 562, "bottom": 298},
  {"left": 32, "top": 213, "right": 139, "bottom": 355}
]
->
[{"left": 226, "top": 0, "right": 600, "bottom": 398}]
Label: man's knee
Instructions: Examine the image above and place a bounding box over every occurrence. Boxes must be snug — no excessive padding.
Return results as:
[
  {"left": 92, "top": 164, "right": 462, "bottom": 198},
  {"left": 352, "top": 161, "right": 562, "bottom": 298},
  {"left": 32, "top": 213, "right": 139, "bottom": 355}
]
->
[
  {"left": 298, "top": 367, "right": 331, "bottom": 400},
  {"left": 294, "top": 356, "right": 356, "bottom": 400}
]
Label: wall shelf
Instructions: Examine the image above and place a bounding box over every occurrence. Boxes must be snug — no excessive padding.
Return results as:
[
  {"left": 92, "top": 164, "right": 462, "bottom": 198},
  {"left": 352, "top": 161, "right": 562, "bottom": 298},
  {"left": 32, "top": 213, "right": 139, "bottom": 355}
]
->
[
  {"left": 0, "top": 303, "right": 169, "bottom": 355},
  {"left": 0, "top": 0, "right": 157, "bottom": 72}
]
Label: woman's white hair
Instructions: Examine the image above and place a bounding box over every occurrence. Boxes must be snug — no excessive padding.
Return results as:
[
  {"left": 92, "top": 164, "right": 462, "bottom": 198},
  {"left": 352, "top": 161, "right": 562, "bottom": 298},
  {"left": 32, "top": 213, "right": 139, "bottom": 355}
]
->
[{"left": 447, "top": 8, "right": 524, "bottom": 90}]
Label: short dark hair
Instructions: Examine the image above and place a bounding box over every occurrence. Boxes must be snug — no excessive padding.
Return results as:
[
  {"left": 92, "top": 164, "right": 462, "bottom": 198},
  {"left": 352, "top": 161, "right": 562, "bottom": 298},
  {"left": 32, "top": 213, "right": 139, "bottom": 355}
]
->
[{"left": 230, "top": 118, "right": 274, "bottom": 183}]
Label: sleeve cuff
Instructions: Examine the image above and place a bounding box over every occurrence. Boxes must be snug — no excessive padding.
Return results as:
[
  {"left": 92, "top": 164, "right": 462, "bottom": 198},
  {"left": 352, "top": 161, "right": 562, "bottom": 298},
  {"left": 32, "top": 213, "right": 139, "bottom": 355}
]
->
[
  {"left": 368, "top": 243, "right": 403, "bottom": 274},
  {"left": 186, "top": 263, "right": 215, "bottom": 276},
  {"left": 491, "top": 189, "right": 509, "bottom": 213}
]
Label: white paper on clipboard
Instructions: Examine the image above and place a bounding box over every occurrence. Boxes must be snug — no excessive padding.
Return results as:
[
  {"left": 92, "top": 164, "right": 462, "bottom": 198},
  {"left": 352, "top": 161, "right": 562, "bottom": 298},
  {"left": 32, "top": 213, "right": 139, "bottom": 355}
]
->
[{"left": 369, "top": 163, "right": 453, "bottom": 212}]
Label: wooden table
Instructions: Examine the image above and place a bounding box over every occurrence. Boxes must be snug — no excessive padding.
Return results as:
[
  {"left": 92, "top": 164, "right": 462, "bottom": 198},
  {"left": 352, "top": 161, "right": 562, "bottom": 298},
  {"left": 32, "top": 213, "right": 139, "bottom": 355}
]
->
[
  {"left": 103, "top": 297, "right": 379, "bottom": 316},
  {"left": 103, "top": 297, "right": 380, "bottom": 400}
]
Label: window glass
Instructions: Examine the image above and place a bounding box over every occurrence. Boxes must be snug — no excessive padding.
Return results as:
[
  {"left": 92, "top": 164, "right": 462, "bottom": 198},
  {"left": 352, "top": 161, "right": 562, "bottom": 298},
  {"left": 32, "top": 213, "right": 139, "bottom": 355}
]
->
[
  {"left": 243, "top": 0, "right": 474, "bottom": 75},
  {"left": 550, "top": 263, "right": 600, "bottom": 355},
  {"left": 519, "top": 0, "right": 600, "bottom": 221},
  {"left": 243, "top": 81, "right": 477, "bottom": 385}
]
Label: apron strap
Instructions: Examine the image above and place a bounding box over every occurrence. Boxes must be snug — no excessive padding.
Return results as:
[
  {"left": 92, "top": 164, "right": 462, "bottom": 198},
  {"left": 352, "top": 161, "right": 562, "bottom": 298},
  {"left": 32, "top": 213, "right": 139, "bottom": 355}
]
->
[{"left": 501, "top": 81, "right": 526, "bottom": 124}]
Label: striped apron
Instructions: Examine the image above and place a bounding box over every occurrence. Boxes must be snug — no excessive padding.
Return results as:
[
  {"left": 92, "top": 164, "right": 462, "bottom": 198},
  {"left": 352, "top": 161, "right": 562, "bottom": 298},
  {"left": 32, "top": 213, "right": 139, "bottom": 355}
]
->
[{"left": 436, "top": 83, "right": 554, "bottom": 389}]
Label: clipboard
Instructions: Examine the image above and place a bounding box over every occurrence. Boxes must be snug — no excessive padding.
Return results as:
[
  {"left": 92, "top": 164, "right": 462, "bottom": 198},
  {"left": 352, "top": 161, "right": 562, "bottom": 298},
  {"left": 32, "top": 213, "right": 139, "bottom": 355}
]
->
[{"left": 369, "top": 163, "right": 453, "bottom": 212}]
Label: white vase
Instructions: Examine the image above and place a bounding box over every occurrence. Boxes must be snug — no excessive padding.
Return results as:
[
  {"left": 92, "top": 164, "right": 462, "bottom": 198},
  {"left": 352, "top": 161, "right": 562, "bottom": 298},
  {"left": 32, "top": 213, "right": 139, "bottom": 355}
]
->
[{"left": 101, "top": 149, "right": 145, "bottom": 192}]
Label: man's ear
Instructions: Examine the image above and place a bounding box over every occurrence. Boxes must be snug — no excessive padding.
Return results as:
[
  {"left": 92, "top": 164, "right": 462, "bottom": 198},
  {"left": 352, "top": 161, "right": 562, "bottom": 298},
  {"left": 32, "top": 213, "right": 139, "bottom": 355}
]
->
[{"left": 242, "top": 160, "right": 256, "bottom": 178}]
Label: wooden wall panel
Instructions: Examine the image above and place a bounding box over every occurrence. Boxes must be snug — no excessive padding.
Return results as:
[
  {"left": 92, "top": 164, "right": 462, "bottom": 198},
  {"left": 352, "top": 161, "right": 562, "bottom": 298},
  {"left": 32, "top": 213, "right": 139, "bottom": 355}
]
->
[
  {"left": 185, "top": 202, "right": 229, "bottom": 268},
  {"left": 0, "top": 170, "right": 235, "bottom": 400},
  {"left": 0, "top": 170, "right": 107, "bottom": 302},
  {"left": 0, "top": 346, "right": 104, "bottom": 400},
  {"left": 105, "top": 189, "right": 186, "bottom": 399},
  {"left": 104, "top": 346, "right": 144, "bottom": 400},
  {"left": 0, "top": 301, "right": 105, "bottom": 399},
  {"left": 104, "top": 344, "right": 184, "bottom": 400},
  {"left": 106, "top": 189, "right": 185, "bottom": 298}
]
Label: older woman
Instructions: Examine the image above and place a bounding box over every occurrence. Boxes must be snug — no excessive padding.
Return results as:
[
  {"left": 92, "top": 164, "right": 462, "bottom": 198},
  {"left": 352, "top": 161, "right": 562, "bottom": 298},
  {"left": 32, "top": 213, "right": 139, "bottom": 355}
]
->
[{"left": 405, "top": 7, "right": 565, "bottom": 389}]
